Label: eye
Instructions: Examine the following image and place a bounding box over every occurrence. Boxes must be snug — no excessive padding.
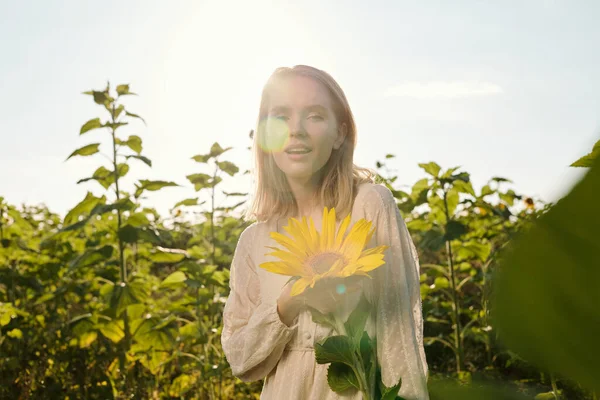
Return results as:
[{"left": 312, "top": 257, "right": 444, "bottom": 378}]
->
[
  {"left": 307, "top": 113, "right": 324, "bottom": 121},
  {"left": 272, "top": 115, "right": 288, "bottom": 121}
]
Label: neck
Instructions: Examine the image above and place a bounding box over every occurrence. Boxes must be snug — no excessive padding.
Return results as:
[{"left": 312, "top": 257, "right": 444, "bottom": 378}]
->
[{"left": 287, "top": 175, "right": 321, "bottom": 217}]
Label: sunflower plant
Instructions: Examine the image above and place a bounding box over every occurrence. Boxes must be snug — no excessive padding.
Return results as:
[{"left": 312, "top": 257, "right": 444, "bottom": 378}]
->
[{"left": 259, "top": 208, "right": 405, "bottom": 400}]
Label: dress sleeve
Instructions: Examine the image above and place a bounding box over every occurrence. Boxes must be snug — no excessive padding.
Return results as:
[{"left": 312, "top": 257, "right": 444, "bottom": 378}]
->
[
  {"left": 221, "top": 225, "right": 297, "bottom": 382},
  {"left": 363, "top": 185, "right": 430, "bottom": 400}
]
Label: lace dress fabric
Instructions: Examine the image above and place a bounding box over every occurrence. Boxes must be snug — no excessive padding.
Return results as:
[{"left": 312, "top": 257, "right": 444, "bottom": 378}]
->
[{"left": 221, "top": 183, "right": 430, "bottom": 399}]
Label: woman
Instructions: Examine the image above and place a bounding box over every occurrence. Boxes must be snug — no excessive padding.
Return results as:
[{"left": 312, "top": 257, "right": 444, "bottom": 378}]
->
[{"left": 221, "top": 65, "right": 429, "bottom": 399}]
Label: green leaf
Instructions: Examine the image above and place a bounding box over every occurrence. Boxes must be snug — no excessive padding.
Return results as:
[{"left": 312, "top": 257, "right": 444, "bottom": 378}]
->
[
  {"left": 138, "top": 180, "right": 179, "bottom": 192},
  {"left": 169, "top": 374, "right": 197, "bottom": 397},
  {"left": 492, "top": 158, "right": 600, "bottom": 392},
  {"left": 380, "top": 378, "right": 402, "bottom": 400},
  {"left": 131, "top": 316, "right": 176, "bottom": 351},
  {"left": 186, "top": 173, "right": 211, "bottom": 190},
  {"left": 428, "top": 379, "right": 530, "bottom": 399},
  {"left": 571, "top": 139, "right": 600, "bottom": 168},
  {"left": 126, "top": 154, "right": 152, "bottom": 167},
  {"left": 125, "top": 135, "right": 142, "bottom": 154},
  {"left": 68, "top": 245, "right": 114, "bottom": 269},
  {"left": 64, "top": 192, "right": 106, "bottom": 225},
  {"left": 116, "top": 84, "right": 136, "bottom": 96},
  {"left": 174, "top": 198, "right": 199, "bottom": 208},
  {"left": 90, "top": 91, "right": 110, "bottom": 105},
  {"left": 110, "top": 280, "right": 149, "bottom": 317},
  {"left": 80, "top": 118, "right": 103, "bottom": 135},
  {"left": 481, "top": 185, "right": 493, "bottom": 197},
  {"left": 160, "top": 271, "right": 187, "bottom": 287},
  {"left": 411, "top": 178, "right": 430, "bottom": 204},
  {"left": 66, "top": 143, "right": 100, "bottom": 160},
  {"left": 114, "top": 104, "right": 125, "bottom": 118},
  {"left": 79, "top": 331, "right": 98, "bottom": 348},
  {"left": 315, "top": 335, "right": 355, "bottom": 366},
  {"left": 418, "top": 162, "right": 441, "bottom": 178},
  {"left": 217, "top": 160, "right": 239, "bottom": 176},
  {"left": 446, "top": 188, "right": 459, "bottom": 216},
  {"left": 450, "top": 172, "right": 470, "bottom": 183},
  {"left": 455, "top": 241, "right": 491, "bottom": 262},
  {"left": 7, "top": 328, "right": 23, "bottom": 339},
  {"left": 441, "top": 166, "right": 461, "bottom": 179},
  {"left": 125, "top": 111, "right": 146, "bottom": 125},
  {"left": 327, "top": 362, "right": 360, "bottom": 394},
  {"left": 421, "top": 228, "right": 445, "bottom": 251},
  {"left": 452, "top": 180, "right": 475, "bottom": 197},
  {"left": 118, "top": 224, "right": 139, "bottom": 243},
  {"left": 191, "top": 154, "right": 211, "bottom": 163},
  {"left": 385, "top": 154, "right": 395, "bottom": 159},
  {"left": 344, "top": 294, "right": 371, "bottom": 348},
  {"left": 117, "top": 163, "right": 129, "bottom": 178},
  {"left": 77, "top": 166, "right": 114, "bottom": 189},
  {"left": 445, "top": 220, "right": 467, "bottom": 241},
  {"left": 149, "top": 248, "right": 187, "bottom": 263},
  {"left": 99, "top": 319, "right": 125, "bottom": 343},
  {"left": 308, "top": 307, "right": 336, "bottom": 331},
  {"left": 209, "top": 142, "right": 232, "bottom": 158}
]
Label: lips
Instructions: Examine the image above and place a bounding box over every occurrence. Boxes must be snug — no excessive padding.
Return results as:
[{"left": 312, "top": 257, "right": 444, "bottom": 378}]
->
[{"left": 284, "top": 144, "right": 312, "bottom": 154}]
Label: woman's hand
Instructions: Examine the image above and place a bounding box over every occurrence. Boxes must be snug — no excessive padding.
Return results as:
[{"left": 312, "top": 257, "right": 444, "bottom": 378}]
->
[
  {"left": 277, "top": 279, "right": 304, "bottom": 327},
  {"left": 302, "top": 276, "right": 363, "bottom": 315}
]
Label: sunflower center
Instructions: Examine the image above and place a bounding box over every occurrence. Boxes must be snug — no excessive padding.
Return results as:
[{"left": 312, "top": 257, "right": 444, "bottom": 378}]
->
[{"left": 306, "top": 252, "right": 344, "bottom": 275}]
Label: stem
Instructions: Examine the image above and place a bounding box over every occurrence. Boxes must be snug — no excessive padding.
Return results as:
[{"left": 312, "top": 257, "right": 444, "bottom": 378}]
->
[
  {"left": 332, "top": 314, "right": 372, "bottom": 400},
  {"left": 443, "top": 187, "right": 464, "bottom": 373},
  {"left": 111, "top": 102, "right": 131, "bottom": 386},
  {"left": 550, "top": 373, "right": 560, "bottom": 399}
]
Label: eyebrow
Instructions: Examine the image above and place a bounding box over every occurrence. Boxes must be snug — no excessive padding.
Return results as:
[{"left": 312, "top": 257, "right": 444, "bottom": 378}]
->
[{"left": 268, "top": 105, "right": 328, "bottom": 114}]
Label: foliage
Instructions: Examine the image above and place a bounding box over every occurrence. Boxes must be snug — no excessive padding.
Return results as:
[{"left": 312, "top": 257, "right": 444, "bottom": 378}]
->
[{"left": 0, "top": 85, "right": 597, "bottom": 399}]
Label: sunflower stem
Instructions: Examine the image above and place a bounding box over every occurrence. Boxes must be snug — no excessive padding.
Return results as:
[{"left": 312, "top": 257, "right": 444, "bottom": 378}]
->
[{"left": 332, "top": 313, "right": 372, "bottom": 400}]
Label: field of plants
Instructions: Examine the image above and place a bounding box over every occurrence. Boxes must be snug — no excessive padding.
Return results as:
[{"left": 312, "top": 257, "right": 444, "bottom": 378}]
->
[{"left": 1, "top": 84, "right": 598, "bottom": 399}]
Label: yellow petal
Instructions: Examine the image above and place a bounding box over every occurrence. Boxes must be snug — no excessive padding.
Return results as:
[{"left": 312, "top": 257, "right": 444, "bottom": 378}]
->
[
  {"left": 259, "top": 261, "right": 305, "bottom": 276},
  {"left": 309, "top": 218, "right": 321, "bottom": 253},
  {"left": 270, "top": 232, "right": 306, "bottom": 258},
  {"left": 334, "top": 213, "right": 352, "bottom": 250},
  {"left": 291, "top": 278, "right": 312, "bottom": 296},
  {"left": 359, "top": 245, "right": 389, "bottom": 258},
  {"left": 340, "top": 220, "right": 371, "bottom": 261},
  {"left": 355, "top": 254, "right": 387, "bottom": 273},
  {"left": 327, "top": 207, "right": 336, "bottom": 250},
  {"left": 265, "top": 250, "right": 307, "bottom": 272},
  {"left": 320, "top": 207, "right": 330, "bottom": 251}
]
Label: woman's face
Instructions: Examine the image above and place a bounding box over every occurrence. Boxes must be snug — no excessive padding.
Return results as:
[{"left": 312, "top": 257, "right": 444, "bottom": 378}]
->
[{"left": 263, "top": 75, "right": 345, "bottom": 186}]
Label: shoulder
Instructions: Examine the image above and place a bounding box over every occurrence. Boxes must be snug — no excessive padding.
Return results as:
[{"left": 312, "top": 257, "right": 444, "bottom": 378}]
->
[
  {"left": 355, "top": 182, "right": 396, "bottom": 209},
  {"left": 236, "top": 220, "right": 272, "bottom": 250}
]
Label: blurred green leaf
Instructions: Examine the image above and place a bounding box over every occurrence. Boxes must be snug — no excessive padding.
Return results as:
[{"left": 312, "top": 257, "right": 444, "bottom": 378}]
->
[
  {"left": 160, "top": 271, "right": 187, "bottom": 288},
  {"left": 571, "top": 139, "right": 600, "bottom": 168},
  {"left": 217, "top": 160, "right": 239, "bottom": 176},
  {"left": 174, "top": 198, "right": 199, "bottom": 208},
  {"left": 428, "top": 379, "right": 530, "bottom": 400},
  {"left": 492, "top": 158, "right": 600, "bottom": 392},
  {"left": 419, "top": 162, "right": 441, "bottom": 178}
]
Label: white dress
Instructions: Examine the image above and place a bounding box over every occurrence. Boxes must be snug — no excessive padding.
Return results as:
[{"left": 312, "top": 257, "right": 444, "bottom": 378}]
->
[{"left": 221, "top": 183, "right": 430, "bottom": 399}]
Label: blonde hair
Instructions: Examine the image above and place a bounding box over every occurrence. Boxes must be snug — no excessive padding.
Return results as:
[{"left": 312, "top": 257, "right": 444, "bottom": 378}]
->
[{"left": 245, "top": 65, "right": 375, "bottom": 222}]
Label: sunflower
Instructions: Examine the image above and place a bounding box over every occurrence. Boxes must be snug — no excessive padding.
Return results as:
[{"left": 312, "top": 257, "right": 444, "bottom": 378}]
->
[{"left": 259, "top": 207, "right": 388, "bottom": 296}]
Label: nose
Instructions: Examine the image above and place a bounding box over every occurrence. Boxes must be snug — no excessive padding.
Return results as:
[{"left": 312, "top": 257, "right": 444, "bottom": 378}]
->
[{"left": 288, "top": 115, "right": 307, "bottom": 138}]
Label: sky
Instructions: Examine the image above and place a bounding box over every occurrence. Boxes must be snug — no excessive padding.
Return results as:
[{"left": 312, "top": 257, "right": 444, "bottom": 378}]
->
[{"left": 1, "top": 0, "right": 599, "bottom": 218}]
